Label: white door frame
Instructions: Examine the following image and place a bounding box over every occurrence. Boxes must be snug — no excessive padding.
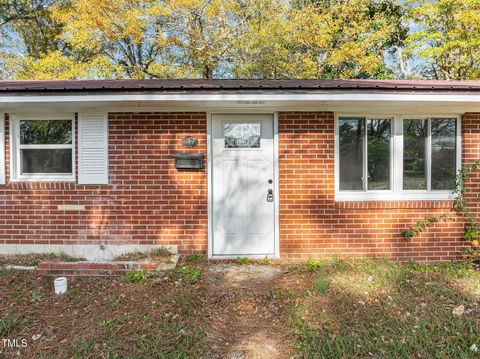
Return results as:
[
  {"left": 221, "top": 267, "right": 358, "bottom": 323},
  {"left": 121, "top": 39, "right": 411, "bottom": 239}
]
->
[{"left": 207, "top": 112, "right": 280, "bottom": 259}]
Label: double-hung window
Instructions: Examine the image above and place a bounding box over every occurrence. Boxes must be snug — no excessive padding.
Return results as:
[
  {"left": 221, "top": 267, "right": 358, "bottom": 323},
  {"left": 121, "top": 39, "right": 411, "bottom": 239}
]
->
[
  {"left": 11, "top": 115, "right": 75, "bottom": 182},
  {"left": 335, "top": 116, "right": 460, "bottom": 201}
]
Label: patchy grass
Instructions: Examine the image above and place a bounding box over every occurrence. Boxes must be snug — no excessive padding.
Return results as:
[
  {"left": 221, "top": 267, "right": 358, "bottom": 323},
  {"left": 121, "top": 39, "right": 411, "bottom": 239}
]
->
[
  {"left": 1, "top": 258, "right": 479, "bottom": 358},
  {"left": 178, "top": 267, "right": 202, "bottom": 283},
  {"left": 0, "top": 316, "right": 31, "bottom": 337},
  {"left": 294, "top": 259, "right": 480, "bottom": 358}
]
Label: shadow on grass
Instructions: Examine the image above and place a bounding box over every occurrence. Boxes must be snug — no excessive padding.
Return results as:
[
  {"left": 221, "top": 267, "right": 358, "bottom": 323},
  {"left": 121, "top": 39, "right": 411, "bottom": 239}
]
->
[{"left": 293, "top": 259, "right": 480, "bottom": 359}]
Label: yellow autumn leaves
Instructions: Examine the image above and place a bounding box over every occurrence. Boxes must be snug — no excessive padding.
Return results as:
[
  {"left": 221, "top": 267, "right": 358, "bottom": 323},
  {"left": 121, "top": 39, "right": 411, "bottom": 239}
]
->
[{"left": 0, "top": 0, "right": 479, "bottom": 80}]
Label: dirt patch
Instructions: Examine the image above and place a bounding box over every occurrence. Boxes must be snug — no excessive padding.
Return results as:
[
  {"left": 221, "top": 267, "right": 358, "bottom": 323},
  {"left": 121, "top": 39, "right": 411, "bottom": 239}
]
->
[
  {"left": 207, "top": 264, "right": 284, "bottom": 288},
  {"left": 202, "top": 264, "right": 295, "bottom": 358}
]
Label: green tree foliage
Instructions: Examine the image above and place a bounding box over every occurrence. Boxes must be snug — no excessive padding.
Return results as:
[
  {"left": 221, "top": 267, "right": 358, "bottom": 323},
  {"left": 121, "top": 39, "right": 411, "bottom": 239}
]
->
[
  {"left": 405, "top": 0, "right": 480, "bottom": 80},
  {"left": 0, "top": 0, "right": 478, "bottom": 80}
]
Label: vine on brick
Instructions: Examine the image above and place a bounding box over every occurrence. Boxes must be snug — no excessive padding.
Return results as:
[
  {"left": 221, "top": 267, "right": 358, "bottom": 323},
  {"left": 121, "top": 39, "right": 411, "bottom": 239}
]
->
[{"left": 402, "top": 160, "right": 480, "bottom": 259}]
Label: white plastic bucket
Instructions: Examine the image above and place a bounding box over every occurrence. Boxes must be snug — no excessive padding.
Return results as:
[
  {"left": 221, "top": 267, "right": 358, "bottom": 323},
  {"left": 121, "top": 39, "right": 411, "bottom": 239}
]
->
[{"left": 54, "top": 277, "right": 68, "bottom": 295}]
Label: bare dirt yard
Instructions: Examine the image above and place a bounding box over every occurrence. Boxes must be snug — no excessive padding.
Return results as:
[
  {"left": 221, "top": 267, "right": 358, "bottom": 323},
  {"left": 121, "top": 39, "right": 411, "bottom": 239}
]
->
[{"left": 1, "top": 255, "right": 480, "bottom": 358}]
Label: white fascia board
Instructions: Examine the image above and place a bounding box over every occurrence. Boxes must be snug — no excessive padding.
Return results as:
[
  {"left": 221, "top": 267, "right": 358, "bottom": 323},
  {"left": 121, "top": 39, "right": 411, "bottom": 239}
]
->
[{"left": 1, "top": 92, "right": 480, "bottom": 103}]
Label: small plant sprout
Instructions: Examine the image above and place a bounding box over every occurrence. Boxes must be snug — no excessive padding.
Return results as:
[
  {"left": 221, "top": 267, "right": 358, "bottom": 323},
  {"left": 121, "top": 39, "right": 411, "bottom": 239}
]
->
[
  {"left": 31, "top": 292, "right": 43, "bottom": 302},
  {"left": 306, "top": 258, "right": 321, "bottom": 271},
  {"left": 102, "top": 319, "right": 113, "bottom": 328},
  {"left": 236, "top": 257, "right": 251, "bottom": 265}
]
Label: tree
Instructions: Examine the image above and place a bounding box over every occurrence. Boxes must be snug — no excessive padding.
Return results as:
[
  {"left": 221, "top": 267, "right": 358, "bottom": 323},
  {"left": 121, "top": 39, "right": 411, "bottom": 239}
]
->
[
  {"left": 8, "top": 0, "right": 479, "bottom": 80},
  {"left": 233, "top": 0, "right": 406, "bottom": 79},
  {"left": 405, "top": 0, "right": 480, "bottom": 80},
  {"left": 0, "top": 0, "right": 70, "bottom": 79},
  {"left": 43, "top": 0, "right": 245, "bottom": 79}
]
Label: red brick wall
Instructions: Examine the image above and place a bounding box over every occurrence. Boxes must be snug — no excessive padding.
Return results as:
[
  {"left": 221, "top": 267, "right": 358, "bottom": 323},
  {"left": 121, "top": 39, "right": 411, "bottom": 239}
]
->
[
  {"left": 462, "top": 113, "right": 480, "bottom": 214},
  {"left": 0, "top": 113, "right": 208, "bottom": 252},
  {"left": 1, "top": 111, "right": 477, "bottom": 261},
  {"left": 278, "top": 112, "right": 468, "bottom": 261}
]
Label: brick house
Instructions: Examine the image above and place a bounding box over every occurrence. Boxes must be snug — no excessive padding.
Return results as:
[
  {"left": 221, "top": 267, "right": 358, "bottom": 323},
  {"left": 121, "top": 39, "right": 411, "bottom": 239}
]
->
[{"left": 0, "top": 79, "right": 479, "bottom": 262}]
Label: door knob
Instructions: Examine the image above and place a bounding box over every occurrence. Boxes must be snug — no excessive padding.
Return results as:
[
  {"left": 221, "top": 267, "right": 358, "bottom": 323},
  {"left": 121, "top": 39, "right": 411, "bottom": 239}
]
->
[{"left": 267, "top": 189, "right": 274, "bottom": 202}]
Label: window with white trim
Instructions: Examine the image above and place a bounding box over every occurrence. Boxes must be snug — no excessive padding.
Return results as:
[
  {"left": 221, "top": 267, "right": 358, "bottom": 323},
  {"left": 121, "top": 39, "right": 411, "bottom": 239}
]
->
[
  {"left": 11, "top": 116, "right": 75, "bottom": 182},
  {"left": 335, "top": 116, "right": 460, "bottom": 201}
]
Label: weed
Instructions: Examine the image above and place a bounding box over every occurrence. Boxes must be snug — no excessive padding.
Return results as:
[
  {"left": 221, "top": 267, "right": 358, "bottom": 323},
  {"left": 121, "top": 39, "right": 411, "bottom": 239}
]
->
[
  {"left": 306, "top": 258, "right": 321, "bottom": 271},
  {"left": 68, "top": 286, "right": 86, "bottom": 305},
  {"left": 24, "top": 259, "right": 39, "bottom": 266},
  {"left": 314, "top": 276, "right": 330, "bottom": 295},
  {"left": 126, "top": 269, "right": 151, "bottom": 283},
  {"left": 106, "top": 295, "right": 123, "bottom": 309},
  {"left": 185, "top": 253, "right": 203, "bottom": 263},
  {"left": 236, "top": 257, "right": 251, "bottom": 265},
  {"left": 178, "top": 267, "right": 201, "bottom": 283},
  {"left": 149, "top": 246, "right": 172, "bottom": 257},
  {"left": 114, "top": 247, "right": 173, "bottom": 261},
  {"left": 31, "top": 291, "right": 43, "bottom": 302},
  {"left": 102, "top": 319, "right": 113, "bottom": 328}
]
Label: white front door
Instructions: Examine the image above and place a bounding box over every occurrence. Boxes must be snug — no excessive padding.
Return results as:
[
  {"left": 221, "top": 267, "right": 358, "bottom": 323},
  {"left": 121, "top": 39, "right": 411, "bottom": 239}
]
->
[{"left": 211, "top": 114, "right": 276, "bottom": 257}]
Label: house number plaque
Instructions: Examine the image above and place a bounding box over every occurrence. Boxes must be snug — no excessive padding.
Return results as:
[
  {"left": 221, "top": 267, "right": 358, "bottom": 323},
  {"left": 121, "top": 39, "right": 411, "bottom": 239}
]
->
[{"left": 182, "top": 136, "right": 198, "bottom": 148}]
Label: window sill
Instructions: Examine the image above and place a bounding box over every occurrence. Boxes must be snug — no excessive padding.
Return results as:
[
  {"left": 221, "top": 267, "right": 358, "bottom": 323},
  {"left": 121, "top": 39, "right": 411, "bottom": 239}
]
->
[
  {"left": 335, "top": 191, "right": 456, "bottom": 202},
  {"left": 10, "top": 175, "right": 76, "bottom": 183}
]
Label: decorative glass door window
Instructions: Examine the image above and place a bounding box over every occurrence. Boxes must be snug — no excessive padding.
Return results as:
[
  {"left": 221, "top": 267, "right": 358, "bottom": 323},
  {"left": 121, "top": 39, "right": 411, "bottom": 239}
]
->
[{"left": 224, "top": 123, "right": 261, "bottom": 148}]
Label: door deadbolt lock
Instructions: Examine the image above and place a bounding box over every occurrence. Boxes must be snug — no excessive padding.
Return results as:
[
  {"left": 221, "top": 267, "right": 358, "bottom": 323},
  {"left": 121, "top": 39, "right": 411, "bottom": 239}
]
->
[{"left": 267, "top": 189, "right": 274, "bottom": 202}]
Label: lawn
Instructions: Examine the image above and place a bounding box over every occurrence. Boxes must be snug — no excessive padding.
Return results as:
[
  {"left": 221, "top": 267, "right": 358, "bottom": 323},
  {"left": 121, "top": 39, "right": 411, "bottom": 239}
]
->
[{"left": 0, "top": 256, "right": 479, "bottom": 358}]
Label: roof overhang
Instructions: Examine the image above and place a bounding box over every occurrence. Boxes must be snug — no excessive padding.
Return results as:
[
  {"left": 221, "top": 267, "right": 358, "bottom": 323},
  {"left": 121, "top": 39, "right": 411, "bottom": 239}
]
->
[
  {"left": 1, "top": 91, "right": 480, "bottom": 115},
  {"left": 1, "top": 79, "right": 480, "bottom": 115}
]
